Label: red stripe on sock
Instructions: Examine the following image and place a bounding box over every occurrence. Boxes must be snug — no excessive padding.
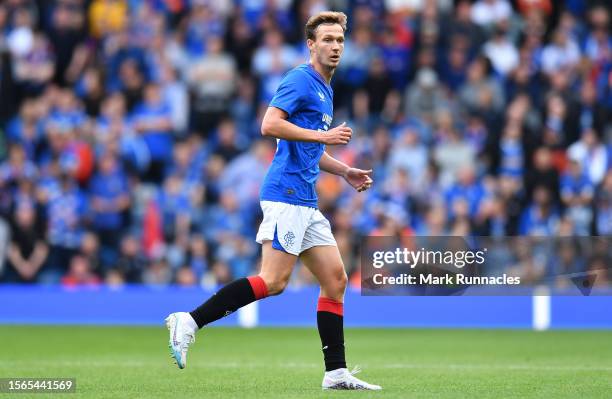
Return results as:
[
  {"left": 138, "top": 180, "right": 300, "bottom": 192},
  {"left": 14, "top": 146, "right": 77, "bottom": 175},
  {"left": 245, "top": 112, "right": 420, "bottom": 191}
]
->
[
  {"left": 317, "top": 297, "right": 344, "bottom": 316},
  {"left": 247, "top": 276, "right": 269, "bottom": 300}
]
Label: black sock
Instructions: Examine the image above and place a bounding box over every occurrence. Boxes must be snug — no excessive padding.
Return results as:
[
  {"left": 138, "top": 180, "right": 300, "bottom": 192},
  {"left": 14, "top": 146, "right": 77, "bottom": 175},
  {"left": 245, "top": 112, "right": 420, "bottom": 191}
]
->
[
  {"left": 190, "top": 277, "right": 263, "bottom": 328},
  {"left": 317, "top": 298, "right": 346, "bottom": 371}
]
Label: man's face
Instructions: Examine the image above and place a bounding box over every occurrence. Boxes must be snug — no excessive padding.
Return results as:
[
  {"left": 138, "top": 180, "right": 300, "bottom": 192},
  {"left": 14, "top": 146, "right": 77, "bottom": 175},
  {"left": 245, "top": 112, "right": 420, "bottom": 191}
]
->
[{"left": 308, "top": 23, "right": 344, "bottom": 69}]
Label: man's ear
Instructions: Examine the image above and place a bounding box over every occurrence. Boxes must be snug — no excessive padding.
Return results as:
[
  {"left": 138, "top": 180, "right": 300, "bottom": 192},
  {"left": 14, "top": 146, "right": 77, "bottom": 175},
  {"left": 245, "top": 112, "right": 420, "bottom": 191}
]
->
[{"left": 307, "top": 38, "right": 315, "bottom": 51}]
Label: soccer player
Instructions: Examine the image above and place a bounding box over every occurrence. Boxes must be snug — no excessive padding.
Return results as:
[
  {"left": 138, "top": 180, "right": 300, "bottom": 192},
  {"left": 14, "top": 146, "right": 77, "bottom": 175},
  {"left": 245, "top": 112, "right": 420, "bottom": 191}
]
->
[{"left": 166, "top": 11, "right": 380, "bottom": 390}]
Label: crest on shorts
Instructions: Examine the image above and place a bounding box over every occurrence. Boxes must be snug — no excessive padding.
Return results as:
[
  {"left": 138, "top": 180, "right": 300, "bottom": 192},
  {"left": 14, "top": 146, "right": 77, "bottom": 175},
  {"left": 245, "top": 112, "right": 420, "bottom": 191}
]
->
[{"left": 283, "top": 231, "right": 296, "bottom": 248}]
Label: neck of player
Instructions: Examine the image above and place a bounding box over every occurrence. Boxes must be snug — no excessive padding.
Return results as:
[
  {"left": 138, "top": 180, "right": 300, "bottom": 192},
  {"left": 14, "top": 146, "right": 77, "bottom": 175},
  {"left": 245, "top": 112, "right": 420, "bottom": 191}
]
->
[{"left": 310, "top": 60, "right": 334, "bottom": 84}]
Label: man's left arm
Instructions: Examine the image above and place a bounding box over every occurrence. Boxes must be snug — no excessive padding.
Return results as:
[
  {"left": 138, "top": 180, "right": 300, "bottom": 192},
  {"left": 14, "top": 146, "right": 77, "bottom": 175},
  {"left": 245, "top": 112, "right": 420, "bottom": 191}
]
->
[{"left": 319, "top": 151, "right": 373, "bottom": 192}]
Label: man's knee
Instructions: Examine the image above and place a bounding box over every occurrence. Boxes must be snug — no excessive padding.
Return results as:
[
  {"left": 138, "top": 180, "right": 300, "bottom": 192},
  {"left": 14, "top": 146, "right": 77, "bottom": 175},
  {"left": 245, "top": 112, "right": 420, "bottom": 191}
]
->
[
  {"left": 322, "top": 270, "right": 348, "bottom": 301},
  {"left": 260, "top": 273, "right": 290, "bottom": 296}
]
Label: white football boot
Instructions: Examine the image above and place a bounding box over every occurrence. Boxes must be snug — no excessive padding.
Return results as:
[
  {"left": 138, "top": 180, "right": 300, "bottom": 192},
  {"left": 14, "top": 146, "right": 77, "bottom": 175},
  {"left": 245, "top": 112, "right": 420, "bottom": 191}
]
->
[
  {"left": 165, "top": 312, "right": 198, "bottom": 369},
  {"left": 322, "top": 366, "right": 382, "bottom": 390}
]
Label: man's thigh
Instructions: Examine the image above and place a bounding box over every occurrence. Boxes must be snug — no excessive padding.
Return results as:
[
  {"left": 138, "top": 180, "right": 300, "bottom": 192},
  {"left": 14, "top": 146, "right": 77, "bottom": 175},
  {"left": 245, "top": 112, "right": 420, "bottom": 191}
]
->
[
  {"left": 300, "top": 244, "right": 347, "bottom": 300},
  {"left": 259, "top": 240, "right": 298, "bottom": 283},
  {"left": 300, "top": 209, "right": 337, "bottom": 253}
]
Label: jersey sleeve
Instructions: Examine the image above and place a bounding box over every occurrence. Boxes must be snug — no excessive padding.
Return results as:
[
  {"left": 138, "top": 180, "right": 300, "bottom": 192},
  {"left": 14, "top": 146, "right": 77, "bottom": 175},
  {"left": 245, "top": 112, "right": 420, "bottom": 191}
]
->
[{"left": 269, "top": 70, "right": 305, "bottom": 117}]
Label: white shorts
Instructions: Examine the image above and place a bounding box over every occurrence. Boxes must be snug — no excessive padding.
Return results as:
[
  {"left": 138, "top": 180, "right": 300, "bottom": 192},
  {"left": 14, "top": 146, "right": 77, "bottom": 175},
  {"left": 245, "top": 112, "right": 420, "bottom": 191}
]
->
[{"left": 255, "top": 201, "right": 337, "bottom": 256}]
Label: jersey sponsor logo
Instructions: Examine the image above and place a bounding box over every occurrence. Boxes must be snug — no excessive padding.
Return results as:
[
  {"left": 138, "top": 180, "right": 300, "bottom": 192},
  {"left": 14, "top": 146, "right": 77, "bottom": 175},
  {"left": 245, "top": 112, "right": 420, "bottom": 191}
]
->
[
  {"left": 318, "top": 91, "right": 325, "bottom": 101},
  {"left": 322, "top": 113, "right": 332, "bottom": 125}
]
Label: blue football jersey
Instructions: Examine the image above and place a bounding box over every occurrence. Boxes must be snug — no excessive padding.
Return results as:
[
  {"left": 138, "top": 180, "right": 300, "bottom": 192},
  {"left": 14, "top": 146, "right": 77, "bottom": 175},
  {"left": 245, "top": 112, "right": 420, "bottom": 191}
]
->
[{"left": 260, "top": 63, "right": 334, "bottom": 208}]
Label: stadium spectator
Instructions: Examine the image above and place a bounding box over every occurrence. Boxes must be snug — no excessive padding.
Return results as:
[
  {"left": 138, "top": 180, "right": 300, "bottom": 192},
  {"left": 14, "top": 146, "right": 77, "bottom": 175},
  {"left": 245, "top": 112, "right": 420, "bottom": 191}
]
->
[
  {"left": 80, "top": 234, "right": 103, "bottom": 277},
  {"left": 142, "top": 257, "right": 171, "bottom": 286},
  {"left": 364, "top": 57, "right": 394, "bottom": 114},
  {"left": 89, "top": 152, "right": 130, "bottom": 265},
  {"left": 204, "top": 190, "right": 256, "bottom": 278},
  {"left": 347, "top": 90, "right": 375, "bottom": 138},
  {"left": 159, "top": 63, "right": 189, "bottom": 135},
  {"left": 6, "top": 6, "right": 35, "bottom": 61},
  {"left": 47, "top": 0, "right": 86, "bottom": 87},
  {"left": 213, "top": 118, "right": 242, "bottom": 162},
  {"left": 0, "top": 144, "right": 38, "bottom": 188},
  {"left": 433, "top": 116, "right": 476, "bottom": 188},
  {"left": 445, "top": 165, "right": 487, "bottom": 219},
  {"left": 131, "top": 82, "right": 174, "bottom": 183},
  {"left": 219, "top": 140, "right": 272, "bottom": 207},
  {"left": 583, "top": 5, "right": 610, "bottom": 67},
  {"left": 157, "top": 173, "right": 191, "bottom": 242},
  {"left": 416, "top": 203, "right": 449, "bottom": 235},
  {"left": 378, "top": 26, "right": 411, "bottom": 90},
  {"left": 61, "top": 254, "right": 101, "bottom": 287},
  {"left": 339, "top": 26, "right": 378, "bottom": 90},
  {"left": 0, "top": 0, "right": 610, "bottom": 287},
  {"left": 519, "top": 186, "right": 560, "bottom": 236},
  {"left": 483, "top": 27, "right": 519, "bottom": 76},
  {"left": 566, "top": 80, "right": 610, "bottom": 143},
  {"left": 175, "top": 266, "right": 197, "bottom": 286},
  {"left": 77, "top": 67, "right": 106, "bottom": 117},
  {"left": 114, "top": 57, "right": 147, "bottom": 112},
  {"left": 13, "top": 32, "right": 55, "bottom": 97},
  {"left": 115, "top": 234, "right": 146, "bottom": 283},
  {"left": 458, "top": 56, "right": 505, "bottom": 114},
  {"left": 387, "top": 127, "right": 429, "bottom": 188},
  {"left": 225, "top": 16, "right": 257, "bottom": 73},
  {"left": 253, "top": 28, "right": 299, "bottom": 103},
  {"left": 542, "top": 93, "right": 570, "bottom": 148},
  {"left": 105, "top": 268, "right": 126, "bottom": 287},
  {"left": 187, "top": 36, "right": 237, "bottom": 135},
  {"left": 4, "top": 203, "right": 47, "bottom": 283},
  {"left": 230, "top": 74, "right": 258, "bottom": 139},
  {"left": 561, "top": 160, "right": 595, "bottom": 235},
  {"left": 183, "top": 2, "right": 225, "bottom": 58},
  {"left": 525, "top": 147, "right": 560, "bottom": 204},
  {"left": 440, "top": 41, "right": 470, "bottom": 92},
  {"left": 541, "top": 29, "right": 581, "bottom": 75},
  {"left": 470, "top": 0, "right": 513, "bottom": 29},
  {"left": 567, "top": 128, "right": 608, "bottom": 185},
  {"left": 405, "top": 68, "right": 449, "bottom": 124},
  {"left": 187, "top": 233, "right": 208, "bottom": 281},
  {"left": 43, "top": 174, "right": 88, "bottom": 283}
]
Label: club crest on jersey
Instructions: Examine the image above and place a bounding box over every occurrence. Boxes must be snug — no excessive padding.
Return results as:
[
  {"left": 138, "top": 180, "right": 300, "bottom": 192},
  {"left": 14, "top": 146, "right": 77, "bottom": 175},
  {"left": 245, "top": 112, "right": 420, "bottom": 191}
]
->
[{"left": 283, "top": 231, "right": 296, "bottom": 248}]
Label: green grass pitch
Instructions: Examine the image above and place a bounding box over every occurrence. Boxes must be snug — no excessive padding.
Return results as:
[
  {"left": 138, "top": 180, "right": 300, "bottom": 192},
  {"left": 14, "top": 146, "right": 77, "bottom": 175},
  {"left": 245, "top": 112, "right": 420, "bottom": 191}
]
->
[{"left": 0, "top": 326, "right": 610, "bottom": 398}]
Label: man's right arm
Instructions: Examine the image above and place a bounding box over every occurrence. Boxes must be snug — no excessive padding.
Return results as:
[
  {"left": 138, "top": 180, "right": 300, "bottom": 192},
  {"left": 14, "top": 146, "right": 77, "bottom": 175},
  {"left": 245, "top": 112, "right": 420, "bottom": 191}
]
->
[{"left": 261, "top": 106, "right": 352, "bottom": 145}]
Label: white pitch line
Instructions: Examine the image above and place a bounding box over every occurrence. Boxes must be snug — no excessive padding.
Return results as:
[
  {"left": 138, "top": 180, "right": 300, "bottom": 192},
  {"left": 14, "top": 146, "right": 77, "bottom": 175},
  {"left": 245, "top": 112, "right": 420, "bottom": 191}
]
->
[{"left": 1, "top": 360, "right": 611, "bottom": 372}]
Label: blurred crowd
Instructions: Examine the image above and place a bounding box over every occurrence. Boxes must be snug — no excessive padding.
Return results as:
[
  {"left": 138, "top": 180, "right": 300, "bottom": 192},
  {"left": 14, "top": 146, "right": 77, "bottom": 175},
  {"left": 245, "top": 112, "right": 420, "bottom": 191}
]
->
[{"left": 0, "top": 0, "right": 610, "bottom": 288}]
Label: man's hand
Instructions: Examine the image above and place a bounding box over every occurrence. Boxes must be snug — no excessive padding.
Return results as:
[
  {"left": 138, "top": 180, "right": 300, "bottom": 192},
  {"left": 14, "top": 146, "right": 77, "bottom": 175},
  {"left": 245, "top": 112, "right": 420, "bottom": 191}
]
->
[
  {"left": 343, "top": 168, "right": 373, "bottom": 192},
  {"left": 320, "top": 122, "right": 352, "bottom": 145}
]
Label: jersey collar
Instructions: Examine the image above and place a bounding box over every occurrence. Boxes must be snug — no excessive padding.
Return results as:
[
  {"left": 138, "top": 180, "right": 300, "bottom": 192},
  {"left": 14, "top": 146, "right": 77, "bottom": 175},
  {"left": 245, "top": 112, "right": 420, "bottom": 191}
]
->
[{"left": 307, "top": 63, "right": 333, "bottom": 89}]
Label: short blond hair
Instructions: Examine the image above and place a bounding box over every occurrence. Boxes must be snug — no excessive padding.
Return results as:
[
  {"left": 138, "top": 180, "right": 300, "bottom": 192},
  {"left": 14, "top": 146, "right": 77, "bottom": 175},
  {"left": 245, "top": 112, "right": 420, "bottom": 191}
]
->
[{"left": 305, "top": 11, "right": 347, "bottom": 41}]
